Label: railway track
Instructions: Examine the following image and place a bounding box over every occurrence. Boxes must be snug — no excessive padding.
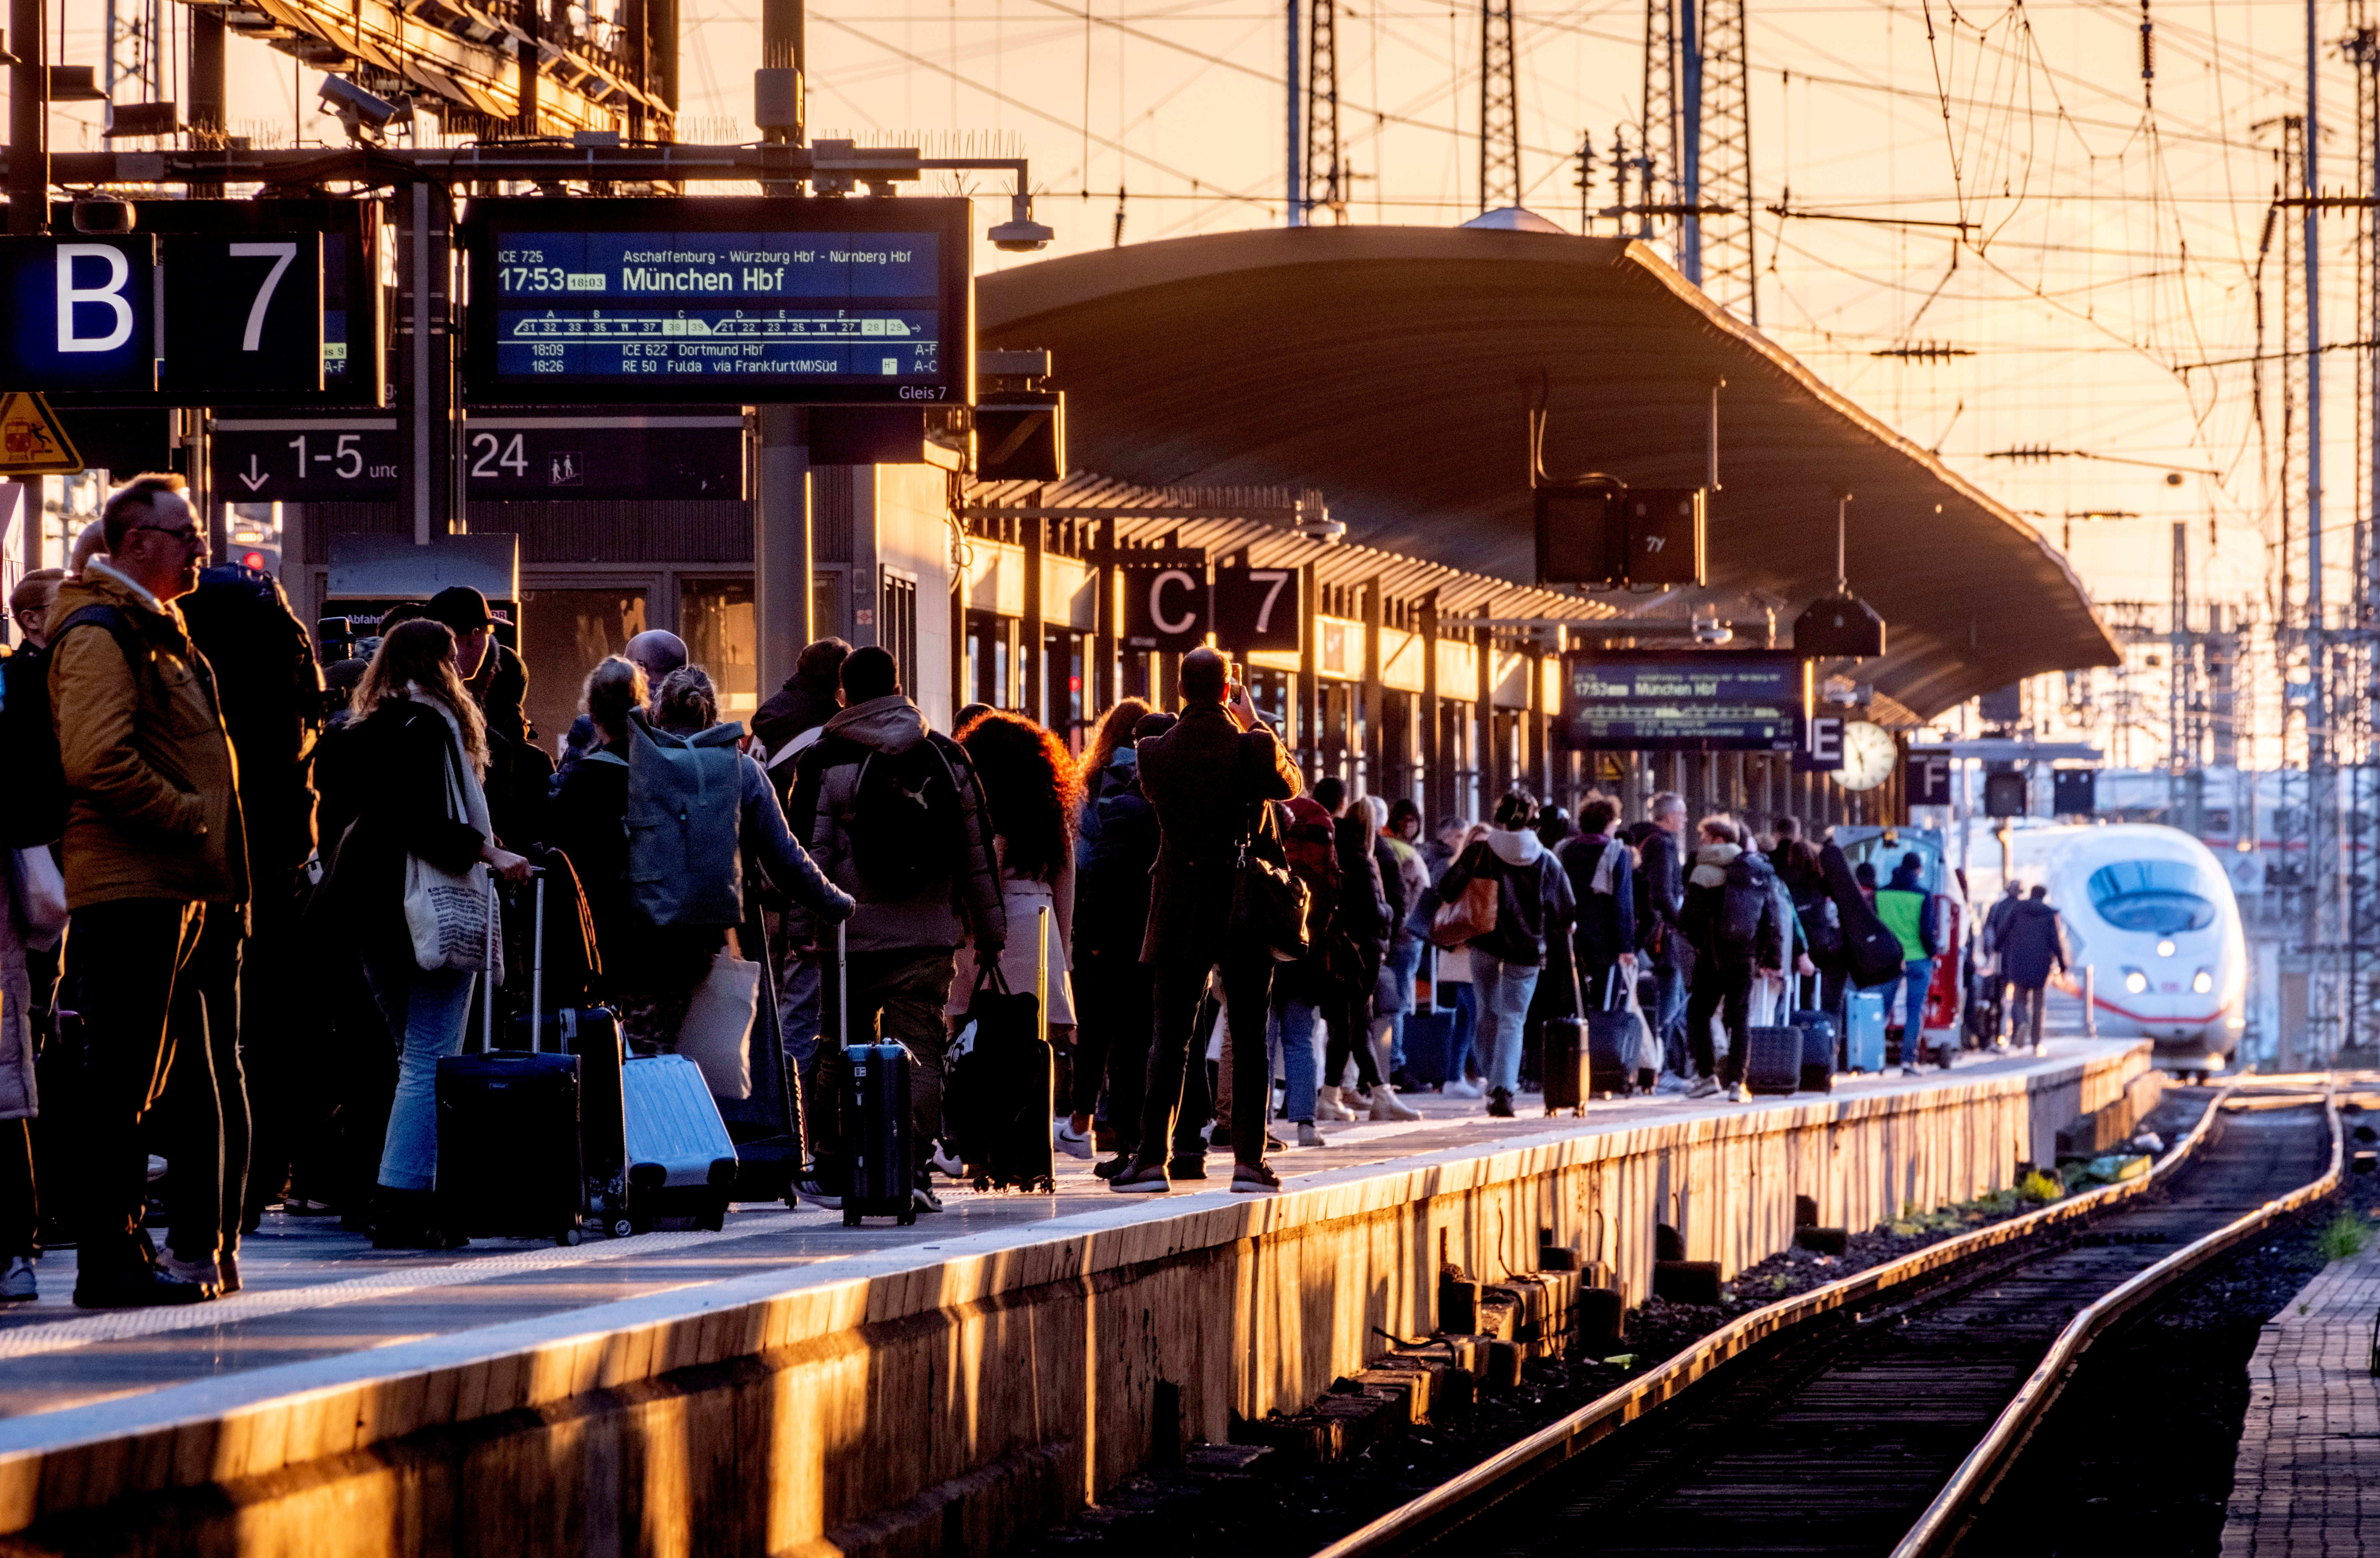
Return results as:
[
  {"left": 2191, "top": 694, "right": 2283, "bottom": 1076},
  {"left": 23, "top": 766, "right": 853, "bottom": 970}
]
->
[{"left": 1315, "top": 1087, "right": 2342, "bottom": 1558}]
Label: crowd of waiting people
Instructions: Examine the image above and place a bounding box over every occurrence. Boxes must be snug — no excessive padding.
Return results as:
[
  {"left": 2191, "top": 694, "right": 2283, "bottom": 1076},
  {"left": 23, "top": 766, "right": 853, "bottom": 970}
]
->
[{"left": 0, "top": 472, "right": 2068, "bottom": 1310}]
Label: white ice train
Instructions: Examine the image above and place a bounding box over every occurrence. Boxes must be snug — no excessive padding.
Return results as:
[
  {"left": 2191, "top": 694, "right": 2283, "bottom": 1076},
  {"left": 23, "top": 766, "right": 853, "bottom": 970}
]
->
[{"left": 1967, "top": 823, "right": 2247, "bottom": 1076}]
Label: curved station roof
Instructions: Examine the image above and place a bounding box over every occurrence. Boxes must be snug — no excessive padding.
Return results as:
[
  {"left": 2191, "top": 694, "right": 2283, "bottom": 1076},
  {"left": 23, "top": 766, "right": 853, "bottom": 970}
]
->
[{"left": 977, "top": 223, "right": 2120, "bottom": 720}]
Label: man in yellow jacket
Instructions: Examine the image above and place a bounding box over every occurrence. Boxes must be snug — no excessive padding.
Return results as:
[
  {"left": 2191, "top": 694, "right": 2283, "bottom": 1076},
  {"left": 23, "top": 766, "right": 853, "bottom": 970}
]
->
[{"left": 49, "top": 474, "right": 251, "bottom": 1309}]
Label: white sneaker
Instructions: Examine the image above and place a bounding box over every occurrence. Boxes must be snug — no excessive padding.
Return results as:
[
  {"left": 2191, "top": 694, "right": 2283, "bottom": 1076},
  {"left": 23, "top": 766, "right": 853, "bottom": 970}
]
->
[
  {"left": 1368, "top": 1083, "right": 1422, "bottom": 1122},
  {"left": 1655, "top": 1072, "right": 1692, "bottom": 1095},
  {"left": 1443, "top": 1078, "right": 1484, "bottom": 1100},
  {"left": 1296, "top": 1121, "right": 1327, "bottom": 1147},
  {"left": 1686, "top": 1077, "right": 1720, "bottom": 1099},
  {"left": 1901, "top": 1063, "right": 1924, "bottom": 1078},
  {"left": 1314, "top": 1086, "right": 1358, "bottom": 1122},
  {"left": 931, "top": 1141, "right": 965, "bottom": 1178},
  {"left": 1054, "top": 1120, "right": 1094, "bottom": 1160},
  {"left": 0, "top": 1256, "right": 34, "bottom": 1301}
]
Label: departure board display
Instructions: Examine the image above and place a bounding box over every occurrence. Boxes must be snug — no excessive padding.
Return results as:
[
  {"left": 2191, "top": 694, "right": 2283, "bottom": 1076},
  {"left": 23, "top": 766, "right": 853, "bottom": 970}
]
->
[
  {"left": 1559, "top": 651, "right": 1803, "bottom": 751},
  {"left": 461, "top": 197, "right": 973, "bottom": 405}
]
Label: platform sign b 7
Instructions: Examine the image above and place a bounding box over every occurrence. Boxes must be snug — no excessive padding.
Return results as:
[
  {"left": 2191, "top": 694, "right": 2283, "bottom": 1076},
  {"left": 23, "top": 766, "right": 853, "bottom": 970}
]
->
[{"left": 0, "top": 236, "right": 159, "bottom": 393}]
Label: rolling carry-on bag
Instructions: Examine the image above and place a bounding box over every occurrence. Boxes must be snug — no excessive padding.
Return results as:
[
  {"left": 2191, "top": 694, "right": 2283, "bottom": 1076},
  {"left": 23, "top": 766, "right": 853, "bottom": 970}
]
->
[
  {"left": 1542, "top": 959, "right": 1594, "bottom": 1114},
  {"left": 945, "top": 907, "right": 1058, "bottom": 1191},
  {"left": 1844, "top": 987, "right": 1887, "bottom": 1074},
  {"left": 1790, "top": 975, "right": 1837, "bottom": 1094},
  {"left": 1742, "top": 1011, "right": 1804, "bottom": 1097},
  {"left": 837, "top": 920, "right": 916, "bottom": 1225},
  {"left": 620, "top": 1053, "right": 739, "bottom": 1232},
  {"left": 436, "top": 870, "right": 586, "bottom": 1246},
  {"left": 1583, "top": 968, "right": 1637, "bottom": 1102}
]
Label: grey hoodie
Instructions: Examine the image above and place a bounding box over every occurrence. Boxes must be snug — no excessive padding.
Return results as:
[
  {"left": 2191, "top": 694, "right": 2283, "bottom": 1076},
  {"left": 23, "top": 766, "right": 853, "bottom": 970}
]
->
[{"left": 785, "top": 695, "right": 1007, "bottom": 955}]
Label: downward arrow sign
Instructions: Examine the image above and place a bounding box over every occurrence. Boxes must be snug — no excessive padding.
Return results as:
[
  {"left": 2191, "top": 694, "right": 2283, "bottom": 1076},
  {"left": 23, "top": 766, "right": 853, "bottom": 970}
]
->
[{"left": 238, "top": 454, "right": 268, "bottom": 493}]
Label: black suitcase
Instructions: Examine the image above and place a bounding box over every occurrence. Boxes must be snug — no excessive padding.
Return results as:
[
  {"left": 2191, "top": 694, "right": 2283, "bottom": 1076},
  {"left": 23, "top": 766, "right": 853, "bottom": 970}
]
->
[
  {"left": 836, "top": 922, "right": 916, "bottom": 1225},
  {"left": 945, "top": 907, "right": 1058, "bottom": 1190},
  {"left": 1742, "top": 1024, "right": 1804, "bottom": 1097},
  {"left": 1542, "top": 959, "right": 1592, "bottom": 1114},
  {"left": 1789, "top": 975, "right": 1837, "bottom": 1094},
  {"left": 436, "top": 870, "right": 586, "bottom": 1245}
]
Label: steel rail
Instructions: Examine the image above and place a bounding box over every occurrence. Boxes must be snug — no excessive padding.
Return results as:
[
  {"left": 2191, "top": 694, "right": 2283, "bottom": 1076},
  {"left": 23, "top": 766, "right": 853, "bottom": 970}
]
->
[
  {"left": 1308, "top": 1082, "right": 2244, "bottom": 1558},
  {"left": 1891, "top": 1087, "right": 2345, "bottom": 1557}
]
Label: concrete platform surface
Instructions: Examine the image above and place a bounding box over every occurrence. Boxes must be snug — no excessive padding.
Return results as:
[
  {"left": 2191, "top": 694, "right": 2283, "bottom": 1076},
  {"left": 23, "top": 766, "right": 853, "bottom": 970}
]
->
[
  {"left": 0, "top": 1035, "right": 2155, "bottom": 1558},
  {"left": 0, "top": 1037, "right": 2131, "bottom": 1428},
  {"left": 2223, "top": 1242, "right": 2380, "bottom": 1555}
]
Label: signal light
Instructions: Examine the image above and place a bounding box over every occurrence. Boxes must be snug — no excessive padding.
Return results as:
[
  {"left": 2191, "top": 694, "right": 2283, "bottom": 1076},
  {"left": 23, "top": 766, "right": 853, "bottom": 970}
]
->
[{"left": 242, "top": 551, "right": 267, "bottom": 570}]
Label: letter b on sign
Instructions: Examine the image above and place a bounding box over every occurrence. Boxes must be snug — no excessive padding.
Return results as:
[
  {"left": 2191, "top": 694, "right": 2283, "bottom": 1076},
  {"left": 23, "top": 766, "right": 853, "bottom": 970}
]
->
[{"left": 0, "top": 235, "right": 158, "bottom": 393}]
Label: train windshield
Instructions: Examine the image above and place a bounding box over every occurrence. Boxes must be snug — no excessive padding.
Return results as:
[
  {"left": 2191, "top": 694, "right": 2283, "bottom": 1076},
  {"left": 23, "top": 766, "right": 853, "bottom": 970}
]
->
[{"left": 2087, "top": 861, "right": 2218, "bottom": 934}]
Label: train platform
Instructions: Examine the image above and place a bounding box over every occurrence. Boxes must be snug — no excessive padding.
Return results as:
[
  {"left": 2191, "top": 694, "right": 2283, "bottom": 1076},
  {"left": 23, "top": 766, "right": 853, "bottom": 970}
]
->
[
  {"left": 2223, "top": 1238, "right": 2380, "bottom": 1555},
  {"left": 0, "top": 1034, "right": 2155, "bottom": 1557}
]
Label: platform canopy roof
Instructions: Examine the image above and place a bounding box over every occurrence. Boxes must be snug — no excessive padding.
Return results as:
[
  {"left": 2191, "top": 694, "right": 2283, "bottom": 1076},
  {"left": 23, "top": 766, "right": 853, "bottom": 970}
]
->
[{"left": 976, "top": 224, "right": 2121, "bottom": 721}]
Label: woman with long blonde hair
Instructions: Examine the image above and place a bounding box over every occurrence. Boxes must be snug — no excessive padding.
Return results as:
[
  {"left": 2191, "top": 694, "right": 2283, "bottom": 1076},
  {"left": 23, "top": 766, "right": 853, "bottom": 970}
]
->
[{"left": 327, "top": 619, "right": 531, "bottom": 1249}]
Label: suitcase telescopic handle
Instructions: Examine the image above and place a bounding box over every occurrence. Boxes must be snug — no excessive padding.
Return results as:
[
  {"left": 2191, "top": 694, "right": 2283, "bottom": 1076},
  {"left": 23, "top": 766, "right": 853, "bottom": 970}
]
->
[
  {"left": 529, "top": 867, "right": 546, "bottom": 1054},
  {"left": 837, "top": 919, "right": 850, "bottom": 1055},
  {"left": 482, "top": 871, "right": 497, "bottom": 1052}
]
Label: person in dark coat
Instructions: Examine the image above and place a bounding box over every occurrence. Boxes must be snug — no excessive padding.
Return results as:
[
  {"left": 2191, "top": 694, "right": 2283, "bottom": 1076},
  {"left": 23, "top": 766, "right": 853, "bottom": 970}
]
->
[
  {"left": 752, "top": 636, "right": 852, "bottom": 763},
  {"left": 424, "top": 587, "right": 533, "bottom": 748},
  {"left": 1076, "top": 710, "right": 1174, "bottom": 1178},
  {"left": 1981, "top": 882, "right": 2024, "bottom": 1042},
  {"left": 1999, "top": 886, "right": 2068, "bottom": 1051},
  {"left": 1559, "top": 797, "right": 1637, "bottom": 1005},
  {"left": 1319, "top": 804, "right": 1394, "bottom": 1117},
  {"left": 1269, "top": 801, "right": 1343, "bottom": 1146},
  {"left": 1634, "top": 792, "right": 1693, "bottom": 1077},
  {"left": 748, "top": 637, "right": 852, "bottom": 1111},
  {"left": 1118, "top": 648, "right": 1301, "bottom": 1195},
  {"left": 1679, "top": 815, "right": 1786, "bottom": 1100}
]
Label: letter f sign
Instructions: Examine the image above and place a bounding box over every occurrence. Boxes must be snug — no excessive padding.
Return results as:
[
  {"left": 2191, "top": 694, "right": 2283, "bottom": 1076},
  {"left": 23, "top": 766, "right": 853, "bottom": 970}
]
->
[{"left": 57, "top": 244, "right": 135, "bottom": 354}]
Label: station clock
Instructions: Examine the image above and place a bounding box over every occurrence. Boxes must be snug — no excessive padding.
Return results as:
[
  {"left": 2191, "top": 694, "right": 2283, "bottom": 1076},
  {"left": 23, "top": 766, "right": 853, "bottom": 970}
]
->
[{"left": 1834, "top": 721, "right": 1897, "bottom": 792}]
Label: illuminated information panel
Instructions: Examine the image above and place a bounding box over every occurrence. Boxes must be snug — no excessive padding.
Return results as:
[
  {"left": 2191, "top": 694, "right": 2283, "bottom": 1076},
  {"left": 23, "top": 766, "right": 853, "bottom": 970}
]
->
[
  {"left": 462, "top": 197, "right": 972, "bottom": 404},
  {"left": 1559, "top": 650, "right": 1802, "bottom": 751}
]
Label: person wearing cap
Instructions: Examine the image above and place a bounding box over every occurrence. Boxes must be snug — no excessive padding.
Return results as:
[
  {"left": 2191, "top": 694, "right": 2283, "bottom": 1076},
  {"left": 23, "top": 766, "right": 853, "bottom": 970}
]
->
[
  {"left": 422, "top": 587, "right": 550, "bottom": 847},
  {"left": 422, "top": 588, "right": 533, "bottom": 748}
]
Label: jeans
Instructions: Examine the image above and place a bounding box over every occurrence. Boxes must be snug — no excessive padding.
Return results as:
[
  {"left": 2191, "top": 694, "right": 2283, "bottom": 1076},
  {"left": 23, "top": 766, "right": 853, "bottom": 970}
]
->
[
  {"left": 165, "top": 910, "right": 248, "bottom": 1263},
  {"left": 1652, "top": 964, "right": 1690, "bottom": 1077},
  {"left": 1383, "top": 938, "right": 1424, "bottom": 1068},
  {"left": 1887, "top": 956, "right": 1935, "bottom": 1037},
  {"left": 362, "top": 946, "right": 479, "bottom": 1193},
  {"left": 1472, "top": 952, "right": 1542, "bottom": 1096},
  {"left": 2010, "top": 981, "right": 2048, "bottom": 1045},
  {"left": 777, "top": 948, "right": 823, "bottom": 1072},
  {"left": 1269, "top": 996, "right": 1322, "bottom": 1122},
  {"left": 1146, "top": 952, "right": 1274, "bottom": 1168},
  {"left": 67, "top": 899, "right": 208, "bottom": 1284},
  {"left": 1447, "top": 981, "right": 1479, "bottom": 1082}
]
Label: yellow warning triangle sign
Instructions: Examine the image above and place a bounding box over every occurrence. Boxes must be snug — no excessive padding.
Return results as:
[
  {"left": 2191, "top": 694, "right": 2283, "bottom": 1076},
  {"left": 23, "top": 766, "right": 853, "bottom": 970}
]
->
[{"left": 0, "top": 392, "right": 83, "bottom": 476}]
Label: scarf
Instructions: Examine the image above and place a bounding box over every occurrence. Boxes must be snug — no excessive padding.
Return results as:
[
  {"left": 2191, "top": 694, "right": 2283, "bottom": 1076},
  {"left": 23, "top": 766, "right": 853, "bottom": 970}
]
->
[
  {"left": 407, "top": 684, "right": 494, "bottom": 841},
  {"left": 1688, "top": 841, "right": 1742, "bottom": 889}
]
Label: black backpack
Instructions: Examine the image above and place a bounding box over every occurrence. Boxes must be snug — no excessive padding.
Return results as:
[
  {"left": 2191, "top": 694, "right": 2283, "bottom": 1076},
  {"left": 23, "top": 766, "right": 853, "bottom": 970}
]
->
[
  {"left": 1717, "top": 860, "right": 1769, "bottom": 948},
  {"left": 847, "top": 740, "right": 968, "bottom": 900},
  {"left": 2, "top": 607, "right": 145, "bottom": 849}
]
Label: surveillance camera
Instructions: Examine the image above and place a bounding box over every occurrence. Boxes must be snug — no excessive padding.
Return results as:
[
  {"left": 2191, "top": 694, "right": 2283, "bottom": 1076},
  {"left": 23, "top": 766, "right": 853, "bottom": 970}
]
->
[
  {"left": 71, "top": 195, "right": 136, "bottom": 234},
  {"left": 1691, "top": 613, "right": 1733, "bottom": 645},
  {"left": 990, "top": 192, "right": 1055, "bottom": 253},
  {"left": 317, "top": 76, "right": 412, "bottom": 145}
]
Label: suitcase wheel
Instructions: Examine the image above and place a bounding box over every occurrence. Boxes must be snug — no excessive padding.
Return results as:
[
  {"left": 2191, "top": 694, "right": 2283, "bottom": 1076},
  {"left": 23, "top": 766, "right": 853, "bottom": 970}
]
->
[
  {"left": 842, "top": 1208, "right": 861, "bottom": 1227},
  {"left": 696, "top": 1200, "right": 726, "bottom": 1233},
  {"left": 1036, "top": 1175, "right": 1055, "bottom": 1193},
  {"left": 609, "top": 1217, "right": 635, "bottom": 1239},
  {"left": 558, "top": 1226, "right": 583, "bottom": 1247},
  {"left": 972, "top": 1175, "right": 990, "bottom": 1192}
]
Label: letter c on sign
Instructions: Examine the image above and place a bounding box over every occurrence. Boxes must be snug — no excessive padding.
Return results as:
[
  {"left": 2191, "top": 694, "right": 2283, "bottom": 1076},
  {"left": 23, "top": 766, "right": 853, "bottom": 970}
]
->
[
  {"left": 1151, "top": 569, "right": 1198, "bottom": 634},
  {"left": 56, "top": 245, "right": 135, "bottom": 355}
]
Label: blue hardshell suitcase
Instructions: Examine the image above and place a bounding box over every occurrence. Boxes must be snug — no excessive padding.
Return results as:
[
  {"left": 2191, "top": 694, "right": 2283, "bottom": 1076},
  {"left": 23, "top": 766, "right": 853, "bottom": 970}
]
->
[
  {"left": 1844, "top": 988, "right": 1887, "bottom": 1073},
  {"left": 621, "top": 1053, "right": 739, "bottom": 1232},
  {"left": 837, "top": 923, "right": 916, "bottom": 1225}
]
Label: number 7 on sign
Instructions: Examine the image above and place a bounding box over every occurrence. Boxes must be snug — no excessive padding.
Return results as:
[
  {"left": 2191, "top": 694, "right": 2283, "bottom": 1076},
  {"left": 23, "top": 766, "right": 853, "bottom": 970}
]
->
[{"left": 227, "top": 243, "right": 298, "bottom": 353}]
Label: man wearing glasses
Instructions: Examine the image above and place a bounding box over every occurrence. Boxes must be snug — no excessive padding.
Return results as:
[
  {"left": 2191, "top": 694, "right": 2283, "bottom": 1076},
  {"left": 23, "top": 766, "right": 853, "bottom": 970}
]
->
[{"left": 48, "top": 474, "right": 251, "bottom": 1308}]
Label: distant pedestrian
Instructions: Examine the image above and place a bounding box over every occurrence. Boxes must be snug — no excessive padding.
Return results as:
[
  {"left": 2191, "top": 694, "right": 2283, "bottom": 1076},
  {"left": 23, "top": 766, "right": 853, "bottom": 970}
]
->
[
  {"left": 1318, "top": 797, "right": 1394, "bottom": 1119},
  {"left": 422, "top": 587, "right": 550, "bottom": 847},
  {"left": 1559, "top": 797, "right": 1637, "bottom": 1004},
  {"left": 1679, "top": 815, "right": 1785, "bottom": 1101},
  {"left": 1635, "top": 792, "right": 1693, "bottom": 1080},
  {"left": 328, "top": 620, "right": 532, "bottom": 1250},
  {"left": 8, "top": 568, "right": 63, "bottom": 647},
  {"left": 1436, "top": 792, "right": 1576, "bottom": 1118},
  {"left": 1369, "top": 796, "right": 1429, "bottom": 1100},
  {"left": 1269, "top": 800, "right": 1342, "bottom": 1146},
  {"left": 1874, "top": 851, "right": 1942, "bottom": 1075},
  {"left": 1981, "top": 881, "right": 2024, "bottom": 1042},
  {"left": 1999, "top": 885, "right": 2068, "bottom": 1052},
  {"left": 788, "top": 647, "right": 1004, "bottom": 1214},
  {"left": 1064, "top": 698, "right": 1153, "bottom": 1165},
  {"left": 1419, "top": 815, "right": 1483, "bottom": 1096},
  {"left": 1114, "top": 647, "right": 1301, "bottom": 1195}
]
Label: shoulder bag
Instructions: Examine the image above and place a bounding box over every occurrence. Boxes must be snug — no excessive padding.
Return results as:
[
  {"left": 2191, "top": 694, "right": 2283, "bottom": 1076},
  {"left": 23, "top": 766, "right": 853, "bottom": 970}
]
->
[
  {"left": 1429, "top": 853, "right": 1500, "bottom": 949},
  {"left": 1229, "top": 804, "right": 1313, "bottom": 963},
  {"left": 404, "top": 733, "right": 501, "bottom": 978}
]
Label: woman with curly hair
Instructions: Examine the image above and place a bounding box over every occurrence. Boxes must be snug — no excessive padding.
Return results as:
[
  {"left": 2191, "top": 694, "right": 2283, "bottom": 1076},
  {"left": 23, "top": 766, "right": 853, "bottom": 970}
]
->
[{"left": 947, "top": 711, "right": 1083, "bottom": 1068}]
